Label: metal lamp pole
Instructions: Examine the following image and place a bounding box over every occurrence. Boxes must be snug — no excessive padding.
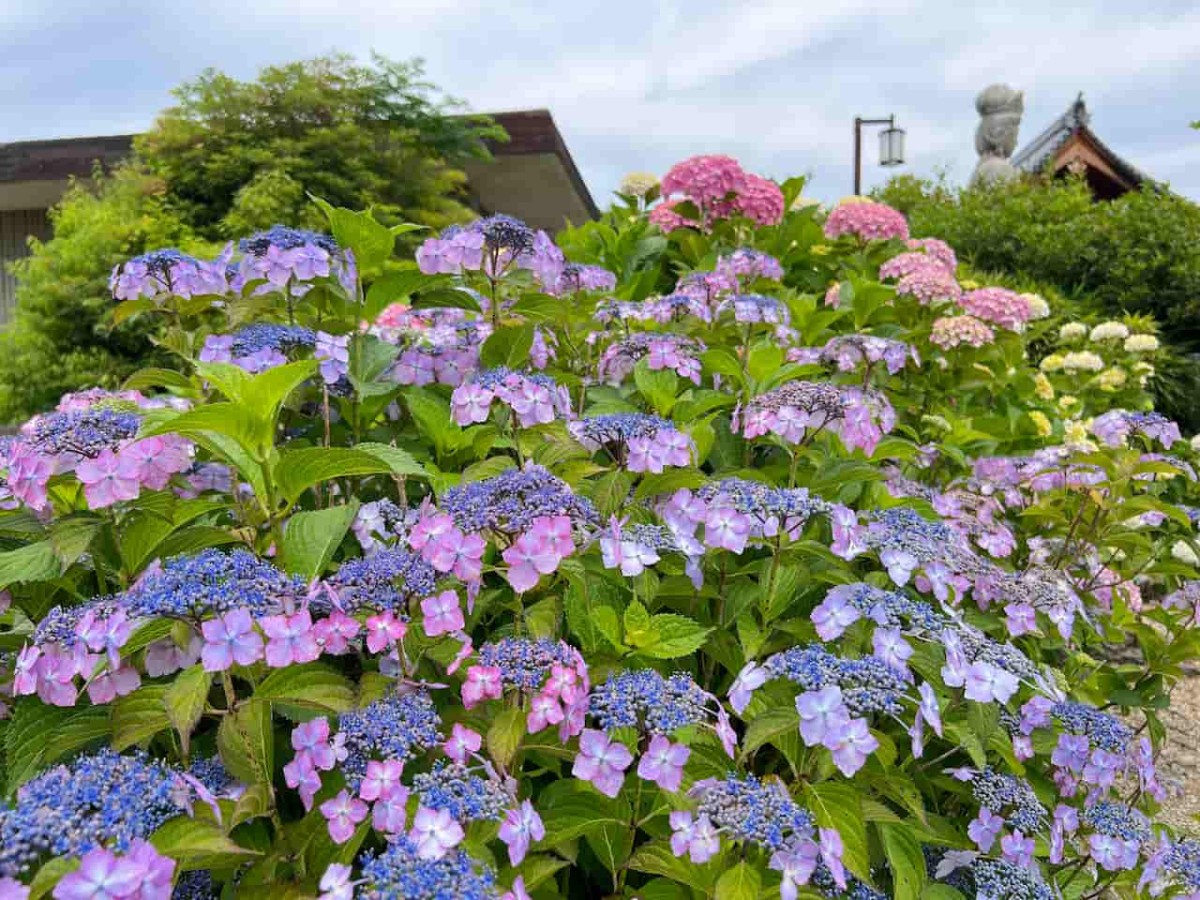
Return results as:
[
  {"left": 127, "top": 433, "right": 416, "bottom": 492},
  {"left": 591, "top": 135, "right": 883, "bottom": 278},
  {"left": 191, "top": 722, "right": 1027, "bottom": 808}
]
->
[{"left": 853, "top": 114, "right": 905, "bottom": 194}]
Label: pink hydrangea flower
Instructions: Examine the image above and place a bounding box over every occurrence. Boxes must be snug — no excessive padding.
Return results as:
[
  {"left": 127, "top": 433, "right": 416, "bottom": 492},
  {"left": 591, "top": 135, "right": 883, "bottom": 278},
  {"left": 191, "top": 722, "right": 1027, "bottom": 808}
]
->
[
  {"left": 498, "top": 799, "right": 545, "bottom": 865},
  {"left": 636, "top": 735, "right": 690, "bottom": 792},
  {"left": 444, "top": 723, "right": 482, "bottom": 763},
  {"left": 421, "top": 590, "right": 464, "bottom": 637},
  {"left": 200, "top": 608, "right": 264, "bottom": 671},
  {"left": 260, "top": 609, "right": 321, "bottom": 668},
  {"left": 462, "top": 665, "right": 504, "bottom": 708},
  {"left": 313, "top": 610, "right": 360, "bottom": 655},
  {"left": 410, "top": 806, "right": 465, "bottom": 860},
  {"left": 76, "top": 448, "right": 141, "bottom": 508},
  {"left": 823, "top": 201, "right": 909, "bottom": 242},
  {"left": 359, "top": 759, "right": 405, "bottom": 802},
  {"left": 669, "top": 811, "right": 720, "bottom": 863},
  {"left": 320, "top": 790, "right": 369, "bottom": 844},
  {"left": 365, "top": 611, "right": 407, "bottom": 653},
  {"left": 572, "top": 729, "right": 633, "bottom": 797}
]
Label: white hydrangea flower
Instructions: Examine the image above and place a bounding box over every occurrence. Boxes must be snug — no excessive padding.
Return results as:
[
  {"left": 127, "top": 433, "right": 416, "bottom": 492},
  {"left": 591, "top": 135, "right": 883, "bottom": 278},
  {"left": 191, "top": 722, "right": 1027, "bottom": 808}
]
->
[
  {"left": 1124, "top": 333, "right": 1160, "bottom": 353},
  {"left": 1058, "top": 322, "right": 1087, "bottom": 342},
  {"left": 619, "top": 171, "right": 659, "bottom": 197},
  {"left": 1022, "top": 293, "right": 1050, "bottom": 320},
  {"left": 1172, "top": 539, "right": 1199, "bottom": 567},
  {"left": 1062, "top": 351, "right": 1105, "bottom": 373},
  {"left": 1191, "top": 434, "right": 1200, "bottom": 453},
  {"left": 1089, "top": 321, "right": 1130, "bottom": 342},
  {"left": 1039, "top": 354, "right": 1065, "bottom": 373}
]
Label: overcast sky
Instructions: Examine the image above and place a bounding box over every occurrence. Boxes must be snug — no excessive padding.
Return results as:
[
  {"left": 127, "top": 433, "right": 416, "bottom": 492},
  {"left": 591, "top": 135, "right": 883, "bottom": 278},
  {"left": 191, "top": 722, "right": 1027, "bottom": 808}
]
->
[{"left": 3, "top": 0, "right": 1199, "bottom": 205}]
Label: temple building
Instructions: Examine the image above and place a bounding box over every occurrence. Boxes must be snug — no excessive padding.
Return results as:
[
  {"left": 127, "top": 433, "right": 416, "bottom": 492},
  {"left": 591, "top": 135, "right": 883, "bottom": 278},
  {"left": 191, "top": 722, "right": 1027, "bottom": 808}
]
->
[
  {"left": 0, "top": 109, "right": 596, "bottom": 322},
  {"left": 1013, "top": 94, "right": 1149, "bottom": 200}
]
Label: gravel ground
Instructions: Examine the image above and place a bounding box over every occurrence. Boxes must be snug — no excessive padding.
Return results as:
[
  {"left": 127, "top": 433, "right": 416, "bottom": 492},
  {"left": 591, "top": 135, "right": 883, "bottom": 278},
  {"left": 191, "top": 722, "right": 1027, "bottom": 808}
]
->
[{"left": 1154, "top": 675, "right": 1200, "bottom": 832}]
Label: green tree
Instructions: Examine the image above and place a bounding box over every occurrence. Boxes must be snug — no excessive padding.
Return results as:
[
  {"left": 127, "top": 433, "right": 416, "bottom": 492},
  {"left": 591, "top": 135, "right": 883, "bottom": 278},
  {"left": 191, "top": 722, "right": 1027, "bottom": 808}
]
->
[{"left": 0, "top": 54, "right": 502, "bottom": 422}]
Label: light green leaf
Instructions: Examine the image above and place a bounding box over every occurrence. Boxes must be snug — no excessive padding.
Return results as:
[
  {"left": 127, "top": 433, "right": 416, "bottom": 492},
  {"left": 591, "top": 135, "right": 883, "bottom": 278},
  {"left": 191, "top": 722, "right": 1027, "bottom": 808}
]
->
[
  {"left": 804, "top": 782, "right": 872, "bottom": 883},
  {"left": 634, "top": 359, "right": 678, "bottom": 416},
  {"left": 715, "top": 861, "right": 761, "bottom": 900},
  {"left": 113, "top": 684, "right": 173, "bottom": 750},
  {"left": 637, "top": 614, "right": 712, "bottom": 660},
  {"left": 280, "top": 502, "right": 359, "bottom": 580},
  {"left": 880, "top": 823, "right": 927, "bottom": 900},
  {"left": 480, "top": 324, "right": 535, "bottom": 370},
  {"left": 252, "top": 663, "right": 356, "bottom": 714},
  {"left": 0, "top": 541, "right": 61, "bottom": 589},
  {"left": 355, "top": 442, "right": 428, "bottom": 478},
  {"left": 311, "top": 198, "right": 395, "bottom": 271},
  {"left": 273, "top": 448, "right": 394, "bottom": 505},
  {"left": 164, "top": 664, "right": 211, "bottom": 748},
  {"left": 487, "top": 706, "right": 526, "bottom": 769},
  {"left": 218, "top": 701, "right": 274, "bottom": 786},
  {"left": 151, "top": 815, "right": 261, "bottom": 871}
]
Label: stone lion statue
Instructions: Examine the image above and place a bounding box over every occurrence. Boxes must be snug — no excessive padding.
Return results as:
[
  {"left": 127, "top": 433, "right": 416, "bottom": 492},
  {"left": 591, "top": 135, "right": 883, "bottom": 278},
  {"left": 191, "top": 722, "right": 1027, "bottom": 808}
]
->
[{"left": 971, "top": 83, "right": 1024, "bottom": 185}]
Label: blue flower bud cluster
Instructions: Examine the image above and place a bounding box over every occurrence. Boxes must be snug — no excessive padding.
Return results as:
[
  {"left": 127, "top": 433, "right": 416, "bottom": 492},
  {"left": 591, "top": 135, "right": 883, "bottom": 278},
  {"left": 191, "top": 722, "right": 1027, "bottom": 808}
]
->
[
  {"left": 478, "top": 638, "right": 577, "bottom": 691},
  {"left": 571, "top": 413, "right": 675, "bottom": 446},
  {"left": 477, "top": 214, "right": 535, "bottom": 254},
  {"left": 412, "top": 762, "right": 510, "bottom": 823},
  {"left": 763, "top": 645, "right": 908, "bottom": 716},
  {"left": 0, "top": 749, "right": 190, "bottom": 877},
  {"left": 588, "top": 669, "right": 712, "bottom": 734},
  {"left": 831, "top": 583, "right": 946, "bottom": 633},
  {"left": 967, "top": 767, "right": 1046, "bottom": 833},
  {"left": 325, "top": 548, "right": 437, "bottom": 613},
  {"left": 1051, "top": 702, "right": 1132, "bottom": 754},
  {"left": 697, "top": 478, "right": 831, "bottom": 526},
  {"left": 357, "top": 837, "right": 499, "bottom": 900},
  {"left": 228, "top": 323, "right": 316, "bottom": 356},
  {"left": 238, "top": 225, "right": 339, "bottom": 256},
  {"left": 125, "top": 549, "right": 306, "bottom": 620},
  {"left": 440, "top": 464, "right": 598, "bottom": 535},
  {"left": 1082, "top": 801, "right": 1150, "bottom": 842},
  {"left": 693, "top": 774, "right": 815, "bottom": 852},
  {"left": 337, "top": 691, "right": 442, "bottom": 790},
  {"left": 28, "top": 407, "right": 142, "bottom": 458}
]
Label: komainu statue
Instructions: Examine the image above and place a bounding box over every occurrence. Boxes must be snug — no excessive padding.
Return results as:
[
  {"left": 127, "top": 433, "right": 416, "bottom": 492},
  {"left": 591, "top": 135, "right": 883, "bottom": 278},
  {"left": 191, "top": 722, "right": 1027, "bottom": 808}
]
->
[{"left": 971, "top": 83, "right": 1024, "bottom": 185}]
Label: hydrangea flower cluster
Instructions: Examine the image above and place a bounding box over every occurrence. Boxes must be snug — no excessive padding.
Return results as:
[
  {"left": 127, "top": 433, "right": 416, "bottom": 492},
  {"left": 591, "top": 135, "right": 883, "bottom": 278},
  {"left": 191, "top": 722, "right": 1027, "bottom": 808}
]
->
[
  {"left": 789, "top": 334, "right": 917, "bottom": 376},
  {"left": 596, "top": 333, "right": 705, "bottom": 384},
  {"left": 958, "top": 287, "right": 1033, "bottom": 332},
  {"left": 650, "top": 155, "right": 784, "bottom": 230},
  {"left": 716, "top": 248, "right": 784, "bottom": 283},
  {"left": 930, "top": 314, "right": 995, "bottom": 350},
  {"left": 575, "top": 669, "right": 734, "bottom": 794},
  {"left": 111, "top": 248, "right": 229, "bottom": 302},
  {"left": 386, "top": 318, "right": 492, "bottom": 387},
  {"left": 450, "top": 368, "right": 571, "bottom": 428},
  {"left": 199, "top": 323, "right": 317, "bottom": 373},
  {"left": 1091, "top": 409, "right": 1181, "bottom": 448},
  {"left": 568, "top": 414, "right": 693, "bottom": 473},
  {"left": 546, "top": 262, "right": 616, "bottom": 296},
  {"left": 5, "top": 391, "right": 192, "bottom": 510},
  {"left": 0, "top": 749, "right": 195, "bottom": 878},
  {"left": 415, "top": 215, "right": 563, "bottom": 286},
  {"left": 236, "top": 225, "right": 356, "bottom": 296},
  {"left": 718, "top": 292, "right": 790, "bottom": 325},
  {"left": 739, "top": 381, "right": 896, "bottom": 455},
  {"left": 464, "top": 638, "right": 589, "bottom": 740},
  {"left": 729, "top": 644, "right": 926, "bottom": 774},
  {"left": 823, "top": 201, "right": 910, "bottom": 242}
]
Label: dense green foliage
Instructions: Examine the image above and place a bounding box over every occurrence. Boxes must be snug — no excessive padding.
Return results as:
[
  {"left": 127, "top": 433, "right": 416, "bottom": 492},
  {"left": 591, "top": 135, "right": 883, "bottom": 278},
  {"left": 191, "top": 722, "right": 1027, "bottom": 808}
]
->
[
  {"left": 0, "top": 55, "right": 501, "bottom": 422},
  {"left": 876, "top": 173, "right": 1200, "bottom": 429}
]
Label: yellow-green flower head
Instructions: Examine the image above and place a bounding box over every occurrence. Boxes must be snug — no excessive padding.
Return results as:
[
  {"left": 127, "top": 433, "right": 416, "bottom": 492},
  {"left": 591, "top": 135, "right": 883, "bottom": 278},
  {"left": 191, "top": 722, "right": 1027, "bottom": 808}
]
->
[
  {"left": 1089, "top": 321, "right": 1130, "bottom": 342},
  {"left": 1097, "top": 367, "right": 1127, "bottom": 392},
  {"left": 1029, "top": 410, "right": 1052, "bottom": 437},
  {"left": 1059, "top": 395, "right": 1079, "bottom": 409},
  {"left": 1039, "top": 354, "right": 1065, "bottom": 373},
  {"left": 1123, "top": 333, "right": 1160, "bottom": 353},
  {"left": 1034, "top": 373, "right": 1055, "bottom": 400},
  {"left": 920, "top": 414, "right": 952, "bottom": 432}
]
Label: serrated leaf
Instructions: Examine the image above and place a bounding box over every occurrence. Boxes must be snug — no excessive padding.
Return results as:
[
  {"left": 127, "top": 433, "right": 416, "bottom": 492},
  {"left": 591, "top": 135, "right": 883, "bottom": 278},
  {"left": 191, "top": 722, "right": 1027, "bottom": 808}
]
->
[
  {"left": 804, "top": 781, "right": 872, "bottom": 883},
  {"left": 164, "top": 664, "right": 211, "bottom": 749},
  {"left": 0, "top": 541, "right": 60, "bottom": 589},
  {"left": 113, "top": 684, "right": 172, "bottom": 750},
  {"left": 274, "top": 448, "right": 394, "bottom": 505},
  {"left": 480, "top": 324, "right": 535, "bottom": 369},
  {"left": 638, "top": 614, "right": 712, "bottom": 659},
  {"left": 150, "top": 815, "right": 261, "bottom": 871},
  {"left": 252, "top": 662, "right": 356, "bottom": 714},
  {"left": 487, "top": 706, "right": 526, "bottom": 769},
  {"left": 280, "top": 502, "right": 359, "bottom": 580},
  {"left": 218, "top": 701, "right": 274, "bottom": 786}
]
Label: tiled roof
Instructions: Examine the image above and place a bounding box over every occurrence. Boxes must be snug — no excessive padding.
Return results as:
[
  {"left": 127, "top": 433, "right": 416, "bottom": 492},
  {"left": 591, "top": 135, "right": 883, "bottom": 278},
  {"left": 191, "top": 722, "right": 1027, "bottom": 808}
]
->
[{"left": 1013, "top": 94, "right": 1147, "bottom": 188}]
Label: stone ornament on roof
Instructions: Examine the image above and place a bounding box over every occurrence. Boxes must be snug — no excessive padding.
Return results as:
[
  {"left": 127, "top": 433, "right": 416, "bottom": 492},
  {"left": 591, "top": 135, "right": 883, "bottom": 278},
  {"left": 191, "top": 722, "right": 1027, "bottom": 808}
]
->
[{"left": 971, "top": 83, "right": 1024, "bottom": 186}]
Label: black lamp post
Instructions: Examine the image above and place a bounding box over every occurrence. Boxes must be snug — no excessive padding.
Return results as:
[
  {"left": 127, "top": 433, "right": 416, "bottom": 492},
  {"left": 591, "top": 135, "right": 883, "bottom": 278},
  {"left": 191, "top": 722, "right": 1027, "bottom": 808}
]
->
[{"left": 853, "top": 115, "right": 906, "bottom": 194}]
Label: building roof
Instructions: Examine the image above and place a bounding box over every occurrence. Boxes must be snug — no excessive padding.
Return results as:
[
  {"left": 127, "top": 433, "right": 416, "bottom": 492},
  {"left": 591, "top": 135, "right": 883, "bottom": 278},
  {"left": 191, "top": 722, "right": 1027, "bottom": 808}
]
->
[
  {"left": 1013, "top": 94, "right": 1148, "bottom": 197},
  {"left": 0, "top": 109, "right": 597, "bottom": 229}
]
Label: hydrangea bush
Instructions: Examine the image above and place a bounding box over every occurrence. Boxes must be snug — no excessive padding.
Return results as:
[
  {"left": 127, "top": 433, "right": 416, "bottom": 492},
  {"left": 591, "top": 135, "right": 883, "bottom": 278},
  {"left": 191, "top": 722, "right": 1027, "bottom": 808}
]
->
[{"left": 0, "top": 160, "right": 1197, "bottom": 899}]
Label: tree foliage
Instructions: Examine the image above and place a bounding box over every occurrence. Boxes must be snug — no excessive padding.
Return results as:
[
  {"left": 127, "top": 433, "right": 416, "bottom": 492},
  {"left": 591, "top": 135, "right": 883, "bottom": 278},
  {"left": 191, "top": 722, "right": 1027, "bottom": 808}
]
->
[{"left": 0, "top": 54, "right": 502, "bottom": 422}]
